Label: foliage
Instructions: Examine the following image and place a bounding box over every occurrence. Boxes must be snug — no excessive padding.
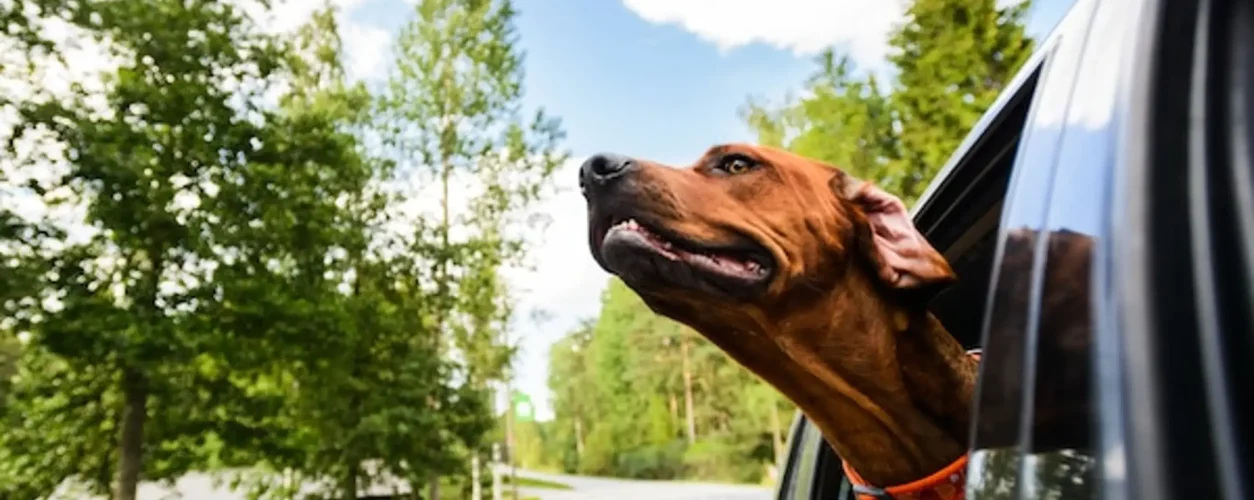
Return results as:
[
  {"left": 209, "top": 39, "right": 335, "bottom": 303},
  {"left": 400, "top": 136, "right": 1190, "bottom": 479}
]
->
[
  {"left": 2, "top": 0, "right": 302, "bottom": 496},
  {"left": 0, "top": 0, "right": 1038, "bottom": 494},
  {"left": 741, "top": 50, "right": 899, "bottom": 185},
  {"left": 540, "top": 280, "right": 792, "bottom": 484},
  {"left": 887, "top": 0, "right": 1034, "bottom": 200},
  {"left": 741, "top": 0, "right": 1034, "bottom": 205},
  {"left": 537, "top": 0, "right": 1037, "bottom": 486},
  {"left": 0, "top": 0, "right": 561, "bottom": 498},
  {"left": 375, "top": 0, "right": 567, "bottom": 496}
]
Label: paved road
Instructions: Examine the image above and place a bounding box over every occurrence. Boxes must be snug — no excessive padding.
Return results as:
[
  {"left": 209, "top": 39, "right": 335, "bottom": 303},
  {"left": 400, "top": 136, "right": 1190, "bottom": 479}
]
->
[
  {"left": 49, "top": 465, "right": 774, "bottom": 500},
  {"left": 499, "top": 466, "right": 775, "bottom": 500}
]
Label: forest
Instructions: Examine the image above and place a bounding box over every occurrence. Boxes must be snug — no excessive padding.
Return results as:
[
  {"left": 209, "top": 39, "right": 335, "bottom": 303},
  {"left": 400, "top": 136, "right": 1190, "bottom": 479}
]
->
[
  {"left": 0, "top": 0, "right": 1036, "bottom": 497},
  {"left": 532, "top": 0, "right": 1034, "bottom": 485},
  {"left": 2, "top": 0, "right": 563, "bottom": 498}
]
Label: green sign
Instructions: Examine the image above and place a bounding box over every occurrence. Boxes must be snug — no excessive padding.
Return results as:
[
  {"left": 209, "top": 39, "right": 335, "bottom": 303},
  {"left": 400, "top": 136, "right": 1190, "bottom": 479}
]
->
[{"left": 512, "top": 391, "right": 534, "bottom": 422}]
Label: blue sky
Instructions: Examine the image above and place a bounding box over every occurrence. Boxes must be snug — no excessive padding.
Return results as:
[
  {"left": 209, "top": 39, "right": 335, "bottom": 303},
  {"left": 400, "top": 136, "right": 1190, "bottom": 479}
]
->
[
  {"left": 0, "top": 0, "right": 1086, "bottom": 422},
  {"left": 287, "top": 0, "right": 1079, "bottom": 419}
]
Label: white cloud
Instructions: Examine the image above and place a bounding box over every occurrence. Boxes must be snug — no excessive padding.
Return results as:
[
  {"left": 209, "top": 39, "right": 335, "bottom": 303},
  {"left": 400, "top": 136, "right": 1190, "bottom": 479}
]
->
[
  {"left": 340, "top": 21, "right": 393, "bottom": 82},
  {"left": 621, "top": 0, "right": 908, "bottom": 67},
  {"left": 622, "top": 0, "right": 1031, "bottom": 72}
]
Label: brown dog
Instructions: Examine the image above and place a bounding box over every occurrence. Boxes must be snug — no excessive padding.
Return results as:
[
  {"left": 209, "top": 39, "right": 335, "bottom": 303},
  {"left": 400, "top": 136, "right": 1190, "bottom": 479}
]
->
[{"left": 580, "top": 144, "right": 978, "bottom": 497}]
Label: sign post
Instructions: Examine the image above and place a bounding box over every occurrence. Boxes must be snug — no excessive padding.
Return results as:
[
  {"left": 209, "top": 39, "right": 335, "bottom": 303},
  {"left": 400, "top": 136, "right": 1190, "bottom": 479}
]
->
[
  {"left": 509, "top": 391, "right": 532, "bottom": 500},
  {"left": 491, "top": 443, "right": 502, "bottom": 500}
]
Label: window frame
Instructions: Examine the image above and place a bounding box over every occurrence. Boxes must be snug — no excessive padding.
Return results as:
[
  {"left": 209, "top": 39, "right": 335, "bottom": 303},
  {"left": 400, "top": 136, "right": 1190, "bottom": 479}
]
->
[{"left": 1112, "top": 0, "right": 1254, "bottom": 497}]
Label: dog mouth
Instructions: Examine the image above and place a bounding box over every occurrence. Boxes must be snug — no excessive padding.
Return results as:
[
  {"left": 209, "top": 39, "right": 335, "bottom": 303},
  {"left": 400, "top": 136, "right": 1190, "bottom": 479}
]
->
[{"left": 593, "top": 216, "right": 774, "bottom": 296}]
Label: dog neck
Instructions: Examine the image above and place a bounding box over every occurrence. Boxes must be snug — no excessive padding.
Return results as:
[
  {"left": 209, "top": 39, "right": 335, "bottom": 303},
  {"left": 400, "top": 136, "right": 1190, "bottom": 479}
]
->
[
  {"left": 763, "top": 275, "right": 978, "bottom": 487},
  {"left": 646, "top": 273, "right": 977, "bottom": 487}
]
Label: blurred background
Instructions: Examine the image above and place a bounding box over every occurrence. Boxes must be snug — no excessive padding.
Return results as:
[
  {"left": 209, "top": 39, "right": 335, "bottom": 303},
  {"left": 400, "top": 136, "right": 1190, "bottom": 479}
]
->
[{"left": 0, "top": 0, "right": 1076, "bottom": 498}]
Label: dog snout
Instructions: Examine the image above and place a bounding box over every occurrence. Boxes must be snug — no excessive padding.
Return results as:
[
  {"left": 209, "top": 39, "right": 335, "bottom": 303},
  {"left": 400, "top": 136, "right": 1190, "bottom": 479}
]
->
[{"left": 580, "top": 153, "right": 636, "bottom": 196}]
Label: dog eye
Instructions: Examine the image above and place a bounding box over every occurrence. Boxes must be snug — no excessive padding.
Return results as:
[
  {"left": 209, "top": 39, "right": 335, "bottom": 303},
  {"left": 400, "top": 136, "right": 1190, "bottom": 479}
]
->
[{"left": 716, "top": 155, "right": 756, "bottom": 175}]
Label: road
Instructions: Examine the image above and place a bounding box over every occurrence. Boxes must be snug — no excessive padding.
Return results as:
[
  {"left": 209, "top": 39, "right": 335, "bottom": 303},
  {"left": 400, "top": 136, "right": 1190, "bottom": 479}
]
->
[
  {"left": 499, "top": 466, "right": 775, "bottom": 500},
  {"left": 47, "top": 465, "right": 774, "bottom": 500}
]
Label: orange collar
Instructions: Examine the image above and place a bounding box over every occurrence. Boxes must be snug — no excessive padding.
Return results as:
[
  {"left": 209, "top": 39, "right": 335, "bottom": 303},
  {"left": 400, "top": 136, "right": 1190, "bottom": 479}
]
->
[
  {"left": 842, "top": 350, "right": 980, "bottom": 500},
  {"left": 843, "top": 453, "right": 968, "bottom": 500}
]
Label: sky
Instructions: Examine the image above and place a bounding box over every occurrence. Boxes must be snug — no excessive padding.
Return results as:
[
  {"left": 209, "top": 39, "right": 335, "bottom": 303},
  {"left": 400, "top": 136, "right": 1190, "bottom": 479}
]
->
[
  {"left": 269, "top": 0, "right": 1081, "bottom": 420},
  {"left": 3, "top": 0, "right": 1080, "bottom": 421}
]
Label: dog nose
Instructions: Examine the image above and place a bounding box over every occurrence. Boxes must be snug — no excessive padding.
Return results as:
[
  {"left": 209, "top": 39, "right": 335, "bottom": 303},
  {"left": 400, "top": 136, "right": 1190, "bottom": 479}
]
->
[{"left": 580, "top": 153, "right": 635, "bottom": 191}]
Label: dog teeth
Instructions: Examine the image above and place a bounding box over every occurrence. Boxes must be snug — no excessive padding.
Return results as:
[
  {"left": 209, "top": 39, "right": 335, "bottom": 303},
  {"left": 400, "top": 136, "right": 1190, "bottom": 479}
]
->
[
  {"left": 614, "top": 219, "right": 642, "bottom": 232},
  {"left": 747, "top": 261, "right": 769, "bottom": 276},
  {"left": 607, "top": 219, "right": 768, "bottom": 277}
]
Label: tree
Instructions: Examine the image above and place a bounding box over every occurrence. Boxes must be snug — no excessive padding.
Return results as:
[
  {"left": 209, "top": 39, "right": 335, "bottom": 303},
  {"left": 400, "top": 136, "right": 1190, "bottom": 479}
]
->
[
  {"left": 544, "top": 279, "right": 793, "bottom": 483},
  {"left": 203, "top": 4, "right": 492, "bottom": 498},
  {"left": 0, "top": 1, "right": 411, "bottom": 497},
  {"left": 377, "top": 0, "right": 567, "bottom": 496},
  {"left": 741, "top": 49, "right": 899, "bottom": 186},
  {"left": 546, "top": 320, "right": 595, "bottom": 471},
  {"left": 740, "top": 1, "right": 1032, "bottom": 206},
  {"left": 543, "top": 0, "right": 1039, "bottom": 486},
  {"left": 887, "top": 0, "right": 1034, "bottom": 200},
  {"left": 0, "top": 1, "right": 304, "bottom": 496}
]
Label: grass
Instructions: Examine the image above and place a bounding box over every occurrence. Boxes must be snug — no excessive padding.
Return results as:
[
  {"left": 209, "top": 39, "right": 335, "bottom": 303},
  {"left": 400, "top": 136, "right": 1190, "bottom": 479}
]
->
[{"left": 501, "top": 475, "right": 574, "bottom": 490}]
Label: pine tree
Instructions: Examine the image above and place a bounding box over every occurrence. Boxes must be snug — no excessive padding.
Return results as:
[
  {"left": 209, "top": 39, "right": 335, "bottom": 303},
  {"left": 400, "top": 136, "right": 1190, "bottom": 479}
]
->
[
  {"left": 740, "top": 49, "right": 899, "bottom": 186},
  {"left": 887, "top": 0, "right": 1034, "bottom": 201}
]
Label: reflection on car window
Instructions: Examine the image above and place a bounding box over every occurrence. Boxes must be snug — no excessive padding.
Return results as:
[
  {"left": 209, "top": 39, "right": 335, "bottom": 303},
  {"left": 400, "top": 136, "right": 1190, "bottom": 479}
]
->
[
  {"left": 968, "top": 1, "right": 1103, "bottom": 499},
  {"left": 1020, "top": 230, "right": 1098, "bottom": 499}
]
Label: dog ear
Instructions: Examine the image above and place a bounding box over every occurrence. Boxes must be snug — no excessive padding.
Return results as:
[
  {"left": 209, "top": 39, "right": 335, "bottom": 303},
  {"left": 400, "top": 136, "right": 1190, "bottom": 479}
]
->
[{"left": 838, "top": 178, "right": 957, "bottom": 291}]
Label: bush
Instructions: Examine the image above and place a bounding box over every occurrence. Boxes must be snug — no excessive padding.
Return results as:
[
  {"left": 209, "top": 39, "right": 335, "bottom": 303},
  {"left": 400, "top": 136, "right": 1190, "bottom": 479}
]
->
[
  {"left": 682, "top": 435, "right": 766, "bottom": 484},
  {"left": 614, "top": 440, "right": 686, "bottom": 480}
]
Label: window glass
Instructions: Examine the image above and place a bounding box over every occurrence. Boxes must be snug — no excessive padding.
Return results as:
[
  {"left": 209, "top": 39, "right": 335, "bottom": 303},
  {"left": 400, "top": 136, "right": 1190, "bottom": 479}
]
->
[
  {"left": 968, "top": 2, "right": 1099, "bottom": 499},
  {"left": 1017, "top": 0, "right": 1150, "bottom": 495},
  {"left": 811, "top": 440, "right": 854, "bottom": 500},
  {"left": 779, "top": 420, "right": 823, "bottom": 500}
]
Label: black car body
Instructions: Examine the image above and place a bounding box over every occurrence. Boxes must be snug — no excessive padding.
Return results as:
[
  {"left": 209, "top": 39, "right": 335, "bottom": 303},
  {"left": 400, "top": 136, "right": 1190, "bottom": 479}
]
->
[{"left": 772, "top": 0, "right": 1253, "bottom": 498}]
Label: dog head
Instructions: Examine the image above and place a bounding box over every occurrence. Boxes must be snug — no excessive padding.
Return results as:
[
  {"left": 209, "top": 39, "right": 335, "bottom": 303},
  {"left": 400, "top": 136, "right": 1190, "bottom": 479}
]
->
[{"left": 581, "top": 143, "right": 955, "bottom": 327}]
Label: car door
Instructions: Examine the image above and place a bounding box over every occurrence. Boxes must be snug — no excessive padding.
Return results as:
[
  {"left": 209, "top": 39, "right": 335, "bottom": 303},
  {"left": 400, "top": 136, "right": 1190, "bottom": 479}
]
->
[
  {"left": 1103, "top": 0, "right": 1254, "bottom": 498},
  {"left": 971, "top": 0, "right": 1254, "bottom": 498},
  {"left": 775, "top": 1, "right": 1084, "bottom": 498},
  {"left": 774, "top": 4, "right": 1070, "bottom": 498},
  {"left": 776, "top": 0, "right": 1254, "bottom": 497}
]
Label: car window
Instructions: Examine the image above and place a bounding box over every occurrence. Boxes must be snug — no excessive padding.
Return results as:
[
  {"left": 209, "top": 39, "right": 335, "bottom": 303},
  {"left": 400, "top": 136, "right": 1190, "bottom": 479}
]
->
[
  {"left": 778, "top": 419, "right": 824, "bottom": 500},
  {"left": 1011, "top": 0, "right": 1149, "bottom": 497},
  {"left": 966, "top": 0, "right": 1117, "bottom": 498},
  {"left": 810, "top": 437, "right": 853, "bottom": 500}
]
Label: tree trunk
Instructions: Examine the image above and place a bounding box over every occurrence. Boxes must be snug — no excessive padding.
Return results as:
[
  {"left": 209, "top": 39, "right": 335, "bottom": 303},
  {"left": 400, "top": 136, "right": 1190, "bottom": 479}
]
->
[
  {"left": 114, "top": 367, "right": 147, "bottom": 500},
  {"left": 340, "top": 465, "right": 358, "bottom": 500},
  {"left": 770, "top": 401, "right": 784, "bottom": 463},
  {"left": 573, "top": 417, "right": 584, "bottom": 457},
  {"left": 427, "top": 123, "right": 454, "bottom": 500},
  {"left": 681, "top": 336, "right": 696, "bottom": 443},
  {"left": 471, "top": 453, "right": 482, "bottom": 500},
  {"left": 427, "top": 477, "right": 440, "bottom": 500},
  {"left": 668, "top": 392, "right": 678, "bottom": 429}
]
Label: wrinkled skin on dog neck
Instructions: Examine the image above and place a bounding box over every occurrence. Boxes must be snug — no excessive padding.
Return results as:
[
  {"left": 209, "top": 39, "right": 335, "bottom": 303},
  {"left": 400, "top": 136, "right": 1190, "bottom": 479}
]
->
[{"left": 582, "top": 144, "right": 978, "bottom": 486}]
